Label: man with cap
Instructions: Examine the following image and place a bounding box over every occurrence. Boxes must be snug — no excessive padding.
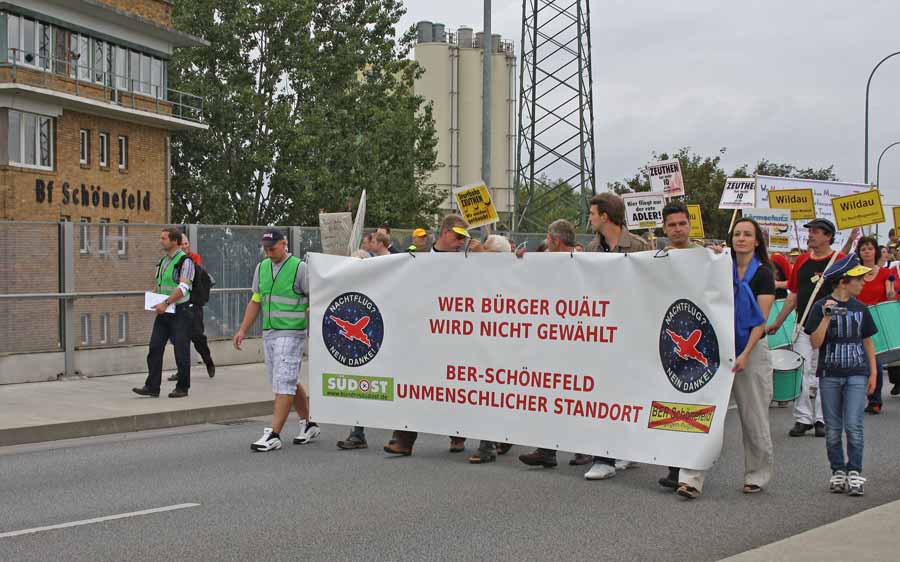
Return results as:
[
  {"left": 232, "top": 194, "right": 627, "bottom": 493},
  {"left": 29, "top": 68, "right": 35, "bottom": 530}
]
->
[
  {"left": 408, "top": 228, "right": 428, "bottom": 252},
  {"left": 768, "top": 218, "right": 845, "bottom": 437},
  {"left": 384, "top": 214, "right": 471, "bottom": 456},
  {"left": 233, "top": 229, "right": 320, "bottom": 451},
  {"left": 788, "top": 248, "right": 802, "bottom": 265},
  {"left": 805, "top": 253, "right": 878, "bottom": 496}
]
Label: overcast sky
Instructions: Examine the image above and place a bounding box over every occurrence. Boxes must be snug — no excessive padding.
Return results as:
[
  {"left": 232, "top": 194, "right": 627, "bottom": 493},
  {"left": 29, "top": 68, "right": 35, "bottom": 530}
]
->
[{"left": 399, "top": 0, "right": 900, "bottom": 223}]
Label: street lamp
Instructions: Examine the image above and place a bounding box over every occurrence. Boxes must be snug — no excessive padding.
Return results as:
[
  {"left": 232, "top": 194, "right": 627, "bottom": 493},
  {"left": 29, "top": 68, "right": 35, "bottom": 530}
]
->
[
  {"left": 864, "top": 51, "right": 900, "bottom": 184},
  {"left": 876, "top": 141, "right": 900, "bottom": 241}
]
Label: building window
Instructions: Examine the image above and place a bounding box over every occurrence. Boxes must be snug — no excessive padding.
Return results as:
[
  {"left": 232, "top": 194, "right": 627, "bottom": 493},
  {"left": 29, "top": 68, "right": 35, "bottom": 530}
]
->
[
  {"left": 117, "top": 312, "right": 128, "bottom": 343},
  {"left": 79, "top": 129, "right": 89, "bottom": 165},
  {"left": 129, "top": 50, "right": 140, "bottom": 92},
  {"left": 98, "top": 218, "right": 110, "bottom": 254},
  {"left": 79, "top": 314, "right": 90, "bottom": 346},
  {"left": 38, "top": 22, "right": 51, "bottom": 69},
  {"left": 117, "top": 220, "right": 128, "bottom": 255},
  {"left": 92, "top": 38, "right": 106, "bottom": 85},
  {"left": 118, "top": 135, "right": 127, "bottom": 170},
  {"left": 99, "top": 132, "right": 109, "bottom": 167},
  {"left": 21, "top": 17, "right": 35, "bottom": 65},
  {"left": 8, "top": 110, "right": 53, "bottom": 170},
  {"left": 99, "top": 313, "right": 109, "bottom": 344},
  {"left": 114, "top": 45, "right": 128, "bottom": 90},
  {"left": 53, "top": 26, "right": 67, "bottom": 74},
  {"left": 79, "top": 217, "right": 90, "bottom": 254},
  {"left": 151, "top": 57, "right": 162, "bottom": 98},
  {"left": 7, "top": 14, "right": 19, "bottom": 63},
  {"left": 60, "top": 215, "right": 71, "bottom": 222}
]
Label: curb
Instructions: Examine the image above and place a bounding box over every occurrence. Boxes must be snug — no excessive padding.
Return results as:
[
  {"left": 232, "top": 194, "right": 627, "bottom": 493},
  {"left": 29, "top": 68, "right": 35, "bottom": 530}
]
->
[{"left": 0, "top": 401, "right": 273, "bottom": 447}]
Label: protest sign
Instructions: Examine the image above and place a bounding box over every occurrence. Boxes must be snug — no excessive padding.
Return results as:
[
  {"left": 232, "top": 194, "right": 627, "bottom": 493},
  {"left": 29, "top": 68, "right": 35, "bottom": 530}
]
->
[
  {"left": 830, "top": 189, "right": 885, "bottom": 230},
  {"left": 767, "top": 188, "right": 816, "bottom": 221},
  {"left": 648, "top": 159, "right": 685, "bottom": 198},
  {"left": 453, "top": 182, "right": 499, "bottom": 229},
  {"left": 347, "top": 190, "right": 367, "bottom": 254},
  {"left": 894, "top": 207, "right": 900, "bottom": 234},
  {"left": 318, "top": 213, "right": 352, "bottom": 256},
  {"left": 687, "top": 205, "right": 705, "bottom": 238},
  {"left": 309, "top": 249, "right": 736, "bottom": 470},
  {"left": 623, "top": 192, "right": 666, "bottom": 230},
  {"left": 742, "top": 208, "right": 791, "bottom": 253},
  {"left": 718, "top": 178, "right": 756, "bottom": 209},
  {"left": 757, "top": 176, "right": 870, "bottom": 248}
]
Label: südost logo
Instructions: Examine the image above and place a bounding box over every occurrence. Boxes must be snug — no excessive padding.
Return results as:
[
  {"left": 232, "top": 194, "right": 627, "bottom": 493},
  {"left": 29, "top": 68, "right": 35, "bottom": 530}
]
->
[
  {"left": 659, "top": 299, "right": 720, "bottom": 393},
  {"left": 323, "top": 292, "right": 384, "bottom": 367},
  {"left": 322, "top": 373, "right": 394, "bottom": 401}
]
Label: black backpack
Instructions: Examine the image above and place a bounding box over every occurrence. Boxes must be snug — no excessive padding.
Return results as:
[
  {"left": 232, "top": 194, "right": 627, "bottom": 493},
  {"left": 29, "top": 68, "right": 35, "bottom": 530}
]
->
[{"left": 168, "top": 255, "right": 216, "bottom": 306}]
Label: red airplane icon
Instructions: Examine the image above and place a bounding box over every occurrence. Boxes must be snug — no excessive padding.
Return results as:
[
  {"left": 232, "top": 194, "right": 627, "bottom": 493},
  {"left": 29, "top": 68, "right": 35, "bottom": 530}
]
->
[
  {"left": 330, "top": 315, "right": 371, "bottom": 347},
  {"left": 666, "top": 329, "right": 708, "bottom": 367}
]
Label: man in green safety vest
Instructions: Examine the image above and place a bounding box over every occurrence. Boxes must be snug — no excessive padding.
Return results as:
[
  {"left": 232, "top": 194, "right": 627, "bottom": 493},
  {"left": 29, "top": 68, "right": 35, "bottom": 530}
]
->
[
  {"left": 133, "top": 227, "right": 195, "bottom": 399},
  {"left": 233, "top": 229, "right": 320, "bottom": 451}
]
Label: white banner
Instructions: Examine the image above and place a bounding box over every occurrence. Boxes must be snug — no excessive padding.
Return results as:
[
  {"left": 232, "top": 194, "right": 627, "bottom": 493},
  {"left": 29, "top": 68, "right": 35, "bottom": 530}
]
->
[
  {"left": 756, "top": 176, "right": 870, "bottom": 249},
  {"left": 648, "top": 159, "right": 685, "bottom": 198},
  {"left": 741, "top": 208, "right": 791, "bottom": 253},
  {"left": 309, "top": 249, "right": 736, "bottom": 470},
  {"left": 623, "top": 192, "right": 666, "bottom": 230},
  {"left": 347, "top": 190, "right": 367, "bottom": 255},
  {"left": 719, "top": 178, "right": 756, "bottom": 209}
]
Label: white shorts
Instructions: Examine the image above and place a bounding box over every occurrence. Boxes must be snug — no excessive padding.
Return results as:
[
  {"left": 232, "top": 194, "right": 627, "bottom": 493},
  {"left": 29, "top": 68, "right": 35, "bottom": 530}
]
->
[{"left": 263, "top": 335, "right": 305, "bottom": 395}]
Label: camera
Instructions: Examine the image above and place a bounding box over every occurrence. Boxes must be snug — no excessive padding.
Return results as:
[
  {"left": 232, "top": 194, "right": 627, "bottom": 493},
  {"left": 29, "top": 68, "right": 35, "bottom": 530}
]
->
[{"left": 824, "top": 305, "right": 847, "bottom": 316}]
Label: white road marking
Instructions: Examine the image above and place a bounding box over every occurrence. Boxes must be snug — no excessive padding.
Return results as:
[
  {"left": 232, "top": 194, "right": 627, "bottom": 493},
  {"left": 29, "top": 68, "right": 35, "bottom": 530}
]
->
[{"left": 0, "top": 503, "right": 200, "bottom": 539}]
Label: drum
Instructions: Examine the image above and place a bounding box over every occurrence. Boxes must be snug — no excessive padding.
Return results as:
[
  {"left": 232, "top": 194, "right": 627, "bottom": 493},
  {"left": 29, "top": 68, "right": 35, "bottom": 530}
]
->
[
  {"left": 771, "top": 348, "right": 804, "bottom": 402},
  {"left": 766, "top": 299, "right": 795, "bottom": 350},
  {"left": 869, "top": 301, "right": 900, "bottom": 364}
]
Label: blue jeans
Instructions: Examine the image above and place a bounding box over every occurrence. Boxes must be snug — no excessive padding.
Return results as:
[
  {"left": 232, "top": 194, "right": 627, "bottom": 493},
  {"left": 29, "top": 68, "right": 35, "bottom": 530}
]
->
[{"left": 820, "top": 375, "right": 867, "bottom": 473}]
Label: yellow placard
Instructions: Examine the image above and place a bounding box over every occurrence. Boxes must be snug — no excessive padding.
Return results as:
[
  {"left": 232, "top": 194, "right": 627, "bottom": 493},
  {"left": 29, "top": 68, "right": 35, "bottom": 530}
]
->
[
  {"left": 453, "top": 183, "right": 499, "bottom": 228},
  {"left": 768, "top": 188, "right": 816, "bottom": 220},
  {"left": 893, "top": 206, "right": 900, "bottom": 232},
  {"left": 831, "top": 189, "right": 885, "bottom": 230},
  {"left": 687, "top": 204, "right": 705, "bottom": 238},
  {"left": 647, "top": 401, "right": 716, "bottom": 434}
]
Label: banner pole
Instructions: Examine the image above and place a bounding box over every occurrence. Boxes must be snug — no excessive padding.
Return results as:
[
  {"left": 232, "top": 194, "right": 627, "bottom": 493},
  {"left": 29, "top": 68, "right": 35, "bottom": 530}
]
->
[{"left": 727, "top": 209, "right": 739, "bottom": 234}]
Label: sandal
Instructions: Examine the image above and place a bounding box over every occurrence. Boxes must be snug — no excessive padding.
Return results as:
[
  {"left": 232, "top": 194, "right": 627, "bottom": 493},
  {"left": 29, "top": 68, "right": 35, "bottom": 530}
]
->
[
  {"left": 467, "top": 452, "right": 497, "bottom": 464},
  {"left": 496, "top": 443, "right": 513, "bottom": 455},
  {"left": 742, "top": 484, "right": 762, "bottom": 494},
  {"left": 676, "top": 485, "right": 701, "bottom": 500}
]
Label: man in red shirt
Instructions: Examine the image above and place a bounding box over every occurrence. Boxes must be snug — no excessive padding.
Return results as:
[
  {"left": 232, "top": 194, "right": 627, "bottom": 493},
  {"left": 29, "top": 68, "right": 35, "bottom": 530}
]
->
[
  {"left": 768, "top": 219, "right": 844, "bottom": 437},
  {"left": 770, "top": 252, "right": 792, "bottom": 300}
]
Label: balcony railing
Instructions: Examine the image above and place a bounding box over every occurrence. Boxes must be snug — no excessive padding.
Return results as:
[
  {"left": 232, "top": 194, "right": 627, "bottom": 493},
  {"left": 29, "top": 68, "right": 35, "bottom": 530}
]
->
[{"left": 1, "top": 48, "right": 204, "bottom": 124}]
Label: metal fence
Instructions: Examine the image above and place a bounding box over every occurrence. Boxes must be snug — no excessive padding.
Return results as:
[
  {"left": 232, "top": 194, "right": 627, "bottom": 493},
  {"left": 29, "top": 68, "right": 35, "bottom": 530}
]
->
[{"left": 0, "top": 222, "right": 583, "bottom": 374}]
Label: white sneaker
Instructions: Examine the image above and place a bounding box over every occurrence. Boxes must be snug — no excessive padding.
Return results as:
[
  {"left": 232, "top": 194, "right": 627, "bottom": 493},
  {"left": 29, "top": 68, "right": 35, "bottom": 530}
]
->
[
  {"left": 585, "top": 462, "right": 617, "bottom": 480},
  {"left": 829, "top": 470, "right": 847, "bottom": 493},
  {"left": 847, "top": 471, "right": 866, "bottom": 496},
  {"left": 293, "top": 420, "right": 321, "bottom": 444},
  {"left": 251, "top": 428, "right": 282, "bottom": 452},
  {"left": 614, "top": 459, "right": 637, "bottom": 471}
]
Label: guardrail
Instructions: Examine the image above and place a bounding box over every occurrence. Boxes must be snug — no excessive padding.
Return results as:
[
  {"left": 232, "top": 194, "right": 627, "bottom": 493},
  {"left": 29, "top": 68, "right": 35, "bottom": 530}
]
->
[{"left": 1, "top": 47, "right": 204, "bottom": 123}]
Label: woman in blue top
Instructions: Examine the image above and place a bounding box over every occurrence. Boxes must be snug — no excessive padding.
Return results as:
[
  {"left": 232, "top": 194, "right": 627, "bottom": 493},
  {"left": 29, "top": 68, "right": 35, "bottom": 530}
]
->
[{"left": 678, "top": 218, "right": 775, "bottom": 499}]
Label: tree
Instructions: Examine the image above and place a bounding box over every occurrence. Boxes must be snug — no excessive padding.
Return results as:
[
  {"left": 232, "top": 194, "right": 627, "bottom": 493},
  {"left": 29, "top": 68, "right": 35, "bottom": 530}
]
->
[{"left": 168, "top": 0, "right": 441, "bottom": 227}]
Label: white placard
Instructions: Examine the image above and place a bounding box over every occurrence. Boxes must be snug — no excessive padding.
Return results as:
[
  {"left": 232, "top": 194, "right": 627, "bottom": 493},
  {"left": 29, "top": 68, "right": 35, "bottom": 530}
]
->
[
  {"left": 719, "top": 178, "right": 757, "bottom": 209},
  {"left": 347, "top": 190, "right": 367, "bottom": 254},
  {"left": 648, "top": 159, "right": 685, "bottom": 198},
  {"left": 309, "top": 250, "right": 736, "bottom": 470},
  {"left": 318, "top": 213, "right": 352, "bottom": 256},
  {"left": 623, "top": 192, "right": 667, "bottom": 230},
  {"left": 144, "top": 292, "right": 174, "bottom": 314},
  {"left": 741, "top": 208, "right": 792, "bottom": 253}
]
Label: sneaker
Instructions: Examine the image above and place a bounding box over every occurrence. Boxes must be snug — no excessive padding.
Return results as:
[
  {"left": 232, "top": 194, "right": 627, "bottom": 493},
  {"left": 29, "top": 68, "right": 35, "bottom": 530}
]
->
[
  {"left": 518, "top": 449, "right": 557, "bottom": 468},
  {"left": 293, "top": 421, "right": 320, "bottom": 444},
  {"left": 867, "top": 404, "right": 882, "bottom": 415},
  {"left": 584, "top": 462, "right": 617, "bottom": 480},
  {"left": 789, "top": 422, "right": 813, "bottom": 436},
  {"left": 814, "top": 421, "right": 826, "bottom": 437},
  {"left": 615, "top": 459, "right": 637, "bottom": 471},
  {"left": 251, "top": 428, "right": 282, "bottom": 452},
  {"left": 847, "top": 471, "right": 866, "bottom": 496},
  {"left": 829, "top": 470, "right": 847, "bottom": 493},
  {"left": 167, "top": 373, "right": 179, "bottom": 382}
]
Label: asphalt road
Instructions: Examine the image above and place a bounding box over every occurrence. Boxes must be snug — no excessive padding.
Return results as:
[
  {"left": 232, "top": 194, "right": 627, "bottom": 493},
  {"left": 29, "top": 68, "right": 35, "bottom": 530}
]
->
[{"left": 1, "top": 401, "right": 899, "bottom": 562}]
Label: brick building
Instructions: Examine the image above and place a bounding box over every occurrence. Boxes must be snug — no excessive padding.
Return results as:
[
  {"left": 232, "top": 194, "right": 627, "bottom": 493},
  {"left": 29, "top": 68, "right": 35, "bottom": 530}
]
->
[{"left": 0, "top": 0, "right": 206, "bottom": 361}]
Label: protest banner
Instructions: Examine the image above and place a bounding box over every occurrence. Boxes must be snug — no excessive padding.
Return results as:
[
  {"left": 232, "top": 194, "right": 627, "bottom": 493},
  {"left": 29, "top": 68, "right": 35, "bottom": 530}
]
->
[
  {"left": 347, "top": 190, "right": 367, "bottom": 255},
  {"left": 767, "top": 188, "right": 816, "bottom": 221},
  {"left": 831, "top": 189, "right": 885, "bottom": 230},
  {"left": 623, "top": 192, "right": 666, "bottom": 230},
  {"left": 687, "top": 204, "right": 705, "bottom": 238},
  {"left": 894, "top": 207, "right": 900, "bottom": 234},
  {"left": 648, "top": 159, "right": 685, "bottom": 198},
  {"left": 742, "top": 208, "right": 791, "bottom": 252},
  {"left": 318, "top": 213, "right": 352, "bottom": 256},
  {"left": 454, "top": 182, "right": 499, "bottom": 229},
  {"left": 308, "top": 250, "right": 736, "bottom": 470},
  {"left": 718, "top": 178, "right": 756, "bottom": 210},
  {"left": 757, "top": 175, "right": 870, "bottom": 248}
]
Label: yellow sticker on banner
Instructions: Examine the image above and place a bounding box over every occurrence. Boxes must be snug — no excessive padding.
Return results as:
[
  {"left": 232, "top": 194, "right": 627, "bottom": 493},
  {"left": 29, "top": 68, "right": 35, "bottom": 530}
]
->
[
  {"left": 829, "top": 190, "right": 885, "bottom": 230},
  {"left": 647, "top": 401, "right": 716, "bottom": 434},
  {"left": 768, "top": 188, "right": 816, "bottom": 220},
  {"left": 687, "top": 204, "right": 705, "bottom": 238},
  {"left": 453, "top": 183, "right": 499, "bottom": 229}
]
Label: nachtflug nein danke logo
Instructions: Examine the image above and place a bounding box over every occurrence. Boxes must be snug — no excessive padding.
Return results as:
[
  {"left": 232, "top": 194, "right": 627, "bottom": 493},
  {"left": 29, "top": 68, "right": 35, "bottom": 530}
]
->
[
  {"left": 323, "top": 292, "right": 384, "bottom": 367},
  {"left": 659, "top": 299, "right": 720, "bottom": 393}
]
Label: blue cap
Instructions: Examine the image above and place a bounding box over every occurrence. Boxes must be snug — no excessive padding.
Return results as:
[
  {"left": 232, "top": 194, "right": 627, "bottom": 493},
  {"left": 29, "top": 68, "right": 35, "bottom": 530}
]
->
[
  {"left": 823, "top": 253, "right": 871, "bottom": 280},
  {"left": 261, "top": 228, "right": 285, "bottom": 247}
]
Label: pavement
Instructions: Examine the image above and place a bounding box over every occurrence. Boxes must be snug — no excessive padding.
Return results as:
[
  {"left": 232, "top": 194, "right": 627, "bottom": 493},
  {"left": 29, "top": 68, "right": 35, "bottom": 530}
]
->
[{"left": 1, "top": 368, "right": 900, "bottom": 561}]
